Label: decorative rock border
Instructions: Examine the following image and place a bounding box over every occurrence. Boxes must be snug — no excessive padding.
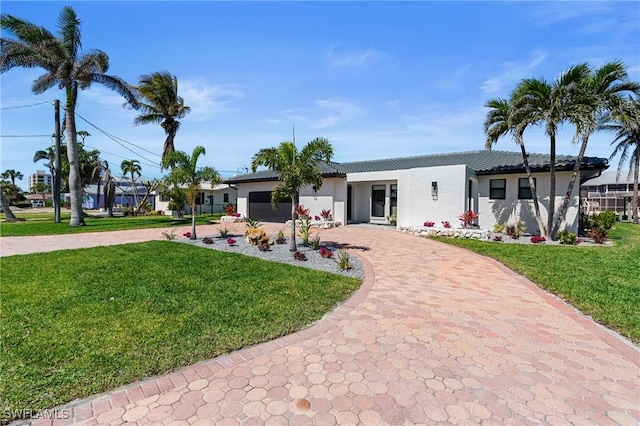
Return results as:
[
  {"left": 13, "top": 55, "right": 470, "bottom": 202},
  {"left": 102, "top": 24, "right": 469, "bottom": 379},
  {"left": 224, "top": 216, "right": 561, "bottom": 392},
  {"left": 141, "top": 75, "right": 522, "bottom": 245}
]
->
[
  {"left": 400, "top": 226, "right": 491, "bottom": 241},
  {"left": 220, "top": 215, "right": 245, "bottom": 223},
  {"left": 285, "top": 219, "right": 342, "bottom": 229}
]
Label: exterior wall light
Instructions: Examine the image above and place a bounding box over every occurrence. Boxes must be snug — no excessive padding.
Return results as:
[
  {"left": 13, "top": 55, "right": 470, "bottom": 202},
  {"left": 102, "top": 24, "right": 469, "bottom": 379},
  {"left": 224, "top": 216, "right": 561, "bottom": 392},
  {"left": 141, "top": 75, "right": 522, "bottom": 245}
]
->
[{"left": 431, "top": 181, "right": 438, "bottom": 200}]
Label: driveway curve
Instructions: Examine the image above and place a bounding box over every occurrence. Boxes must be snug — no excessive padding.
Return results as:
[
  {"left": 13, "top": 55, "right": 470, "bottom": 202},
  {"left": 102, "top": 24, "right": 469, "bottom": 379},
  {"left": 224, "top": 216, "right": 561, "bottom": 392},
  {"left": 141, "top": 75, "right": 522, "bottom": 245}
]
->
[{"left": 5, "top": 224, "right": 639, "bottom": 425}]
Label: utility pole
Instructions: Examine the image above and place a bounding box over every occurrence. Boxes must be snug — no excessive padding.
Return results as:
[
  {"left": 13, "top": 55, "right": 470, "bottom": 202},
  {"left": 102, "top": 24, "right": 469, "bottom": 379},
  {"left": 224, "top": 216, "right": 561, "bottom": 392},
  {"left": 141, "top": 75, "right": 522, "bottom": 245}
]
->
[{"left": 54, "top": 99, "right": 62, "bottom": 223}]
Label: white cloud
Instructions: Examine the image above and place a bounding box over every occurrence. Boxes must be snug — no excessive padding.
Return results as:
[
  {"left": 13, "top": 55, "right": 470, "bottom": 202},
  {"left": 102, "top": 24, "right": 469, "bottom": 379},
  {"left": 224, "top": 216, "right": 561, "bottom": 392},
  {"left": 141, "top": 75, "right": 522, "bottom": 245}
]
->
[
  {"left": 481, "top": 51, "right": 547, "bottom": 94},
  {"left": 282, "top": 98, "right": 364, "bottom": 130},
  {"left": 326, "top": 45, "right": 382, "bottom": 68},
  {"left": 180, "top": 79, "right": 246, "bottom": 122}
]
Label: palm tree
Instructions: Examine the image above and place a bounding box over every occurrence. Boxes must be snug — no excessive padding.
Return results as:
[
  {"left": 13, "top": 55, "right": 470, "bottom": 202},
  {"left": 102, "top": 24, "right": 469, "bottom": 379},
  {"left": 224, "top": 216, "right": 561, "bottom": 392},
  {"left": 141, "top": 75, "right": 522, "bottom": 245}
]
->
[
  {"left": 484, "top": 98, "right": 547, "bottom": 236},
  {"left": 555, "top": 61, "right": 640, "bottom": 233},
  {"left": 601, "top": 98, "right": 640, "bottom": 224},
  {"left": 132, "top": 72, "right": 190, "bottom": 169},
  {"left": 120, "top": 159, "right": 141, "bottom": 211},
  {"left": 0, "top": 191, "right": 18, "bottom": 220},
  {"left": 164, "top": 146, "right": 221, "bottom": 240},
  {"left": 31, "top": 182, "right": 49, "bottom": 206},
  {"left": 102, "top": 161, "right": 116, "bottom": 217},
  {"left": 251, "top": 138, "right": 334, "bottom": 252},
  {"left": 1, "top": 6, "right": 137, "bottom": 226},
  {"left": 90, "top": 160, "right": 108, "bottom": 209},
  {"left": 511, "top": 64, "right": 591, "bottom": 239},
  {"left": 1, "top": 169, "right": 24, "bottom": 187}
]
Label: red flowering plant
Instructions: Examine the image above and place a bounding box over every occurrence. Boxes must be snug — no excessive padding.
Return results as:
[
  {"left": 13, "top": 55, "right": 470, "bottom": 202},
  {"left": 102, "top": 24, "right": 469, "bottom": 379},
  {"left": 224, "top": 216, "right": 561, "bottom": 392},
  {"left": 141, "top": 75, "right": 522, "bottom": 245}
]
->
[
  {"left": 226, "top": 238, "right": 236, "bottom": 245},
  {"left": 530, "top": 236, "right": 546, "bottom": 244},
  {"left": 318, "top": 246, "right": 334, "bottom": 258},
  {"left": 314, "top": 215, "right": 321, "bottom": 221},
  {"left": 295, "top": 205, "right": 310, "bottom": 219},
  {"left": 442, "top": 221, "right": 452, "bottom": 228},
  {"left": 225, "top": 204, "right": 235, "bottom": 215},
  {"left": 423, "top": 221, "right": 435, "bottom": 227},
  {"left": 183, "top": 232, "right": 191, "bottom": 238},
  {"left": 458, "top": 210, "right": 480, "bottom": 228},
  {"left": 320, "top": 209, "right": 332, "bottom": 220}
]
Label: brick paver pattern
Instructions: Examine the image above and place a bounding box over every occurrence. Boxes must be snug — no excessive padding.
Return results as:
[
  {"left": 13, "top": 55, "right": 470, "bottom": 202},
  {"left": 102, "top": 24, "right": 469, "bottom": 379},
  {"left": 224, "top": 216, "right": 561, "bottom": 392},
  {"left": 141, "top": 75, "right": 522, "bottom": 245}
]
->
[{"left": 3, "top": 223, "right": 639, "bottom": 425}]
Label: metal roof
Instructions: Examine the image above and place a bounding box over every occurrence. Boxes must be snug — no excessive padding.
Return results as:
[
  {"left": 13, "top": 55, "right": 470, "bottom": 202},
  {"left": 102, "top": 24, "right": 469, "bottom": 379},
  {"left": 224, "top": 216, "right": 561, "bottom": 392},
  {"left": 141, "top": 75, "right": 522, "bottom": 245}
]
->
[{"left": 223, "top": 150, "right": 608, "bottom": 183}]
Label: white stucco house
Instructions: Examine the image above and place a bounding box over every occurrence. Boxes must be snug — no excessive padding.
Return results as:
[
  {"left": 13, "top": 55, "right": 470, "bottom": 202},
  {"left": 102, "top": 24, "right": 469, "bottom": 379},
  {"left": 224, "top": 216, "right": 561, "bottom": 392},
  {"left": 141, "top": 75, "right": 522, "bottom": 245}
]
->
[
  {"left": 155, "top": 183, "right": 237, "bottom": 215},
  {"left": 224, "top": 150, "right": 608, "bottom": 234}
]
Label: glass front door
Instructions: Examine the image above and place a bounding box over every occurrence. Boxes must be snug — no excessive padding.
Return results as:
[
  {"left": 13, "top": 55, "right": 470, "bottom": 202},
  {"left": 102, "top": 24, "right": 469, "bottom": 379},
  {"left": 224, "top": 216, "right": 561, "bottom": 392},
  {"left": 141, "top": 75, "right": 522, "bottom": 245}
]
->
[{"left": 371, "top": 185, "right": 385, "bottom": 217}]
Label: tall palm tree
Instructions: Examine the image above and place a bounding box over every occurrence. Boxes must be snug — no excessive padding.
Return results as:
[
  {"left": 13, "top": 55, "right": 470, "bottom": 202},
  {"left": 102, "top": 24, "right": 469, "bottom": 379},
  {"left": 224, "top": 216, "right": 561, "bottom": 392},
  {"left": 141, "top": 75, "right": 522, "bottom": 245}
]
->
[
  {"left": 132, "top": 72, "right": 190, "bottom": 169},
  {"left": 1, "top": 6, "right": 137, "bottom": 226},
  {"left": 484, "top": 98, "right": 547, "bottom": 236},
  {"left": 164, "top": 146, "right": 221, "bottom": 240},
  {"left": 601, "top": 98, "right": 640, "bottom": 224},
  {"left": 120, "top": 159, "right": 141, "bottom": 211},
  {"left": 555, "top": 61, "right": 640, "bottom": 233},
  {"left": 512, "top": 64, "right": 591, "bottom": 239},
  {"left": 251, "top": 138, "right": 334, "bottom": 252},
  {"left": 1, "top": 169, "right": 24, "bottom": 187},
  {"left": 0, "top": 191, "right": 18, "bottom": 220},
  {"left": 90, "top": 160, "right": 108, "bottom": 209}
]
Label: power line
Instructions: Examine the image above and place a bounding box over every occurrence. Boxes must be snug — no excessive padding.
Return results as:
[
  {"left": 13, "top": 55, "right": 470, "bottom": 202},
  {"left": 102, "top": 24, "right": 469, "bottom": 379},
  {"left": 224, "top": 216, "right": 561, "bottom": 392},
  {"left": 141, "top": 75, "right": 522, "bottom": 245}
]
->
[
  {"left": 82, "top": 143, "right": 161, "bottom": 170},
  {"left": 74, "top": 112, "right": 161, "bottom": 166},
  {"left": 0, "top": 134, "right": 51, "bottom": 137},
  {"left": 0, "top": 101, "right": 52, "bottom": 110}
]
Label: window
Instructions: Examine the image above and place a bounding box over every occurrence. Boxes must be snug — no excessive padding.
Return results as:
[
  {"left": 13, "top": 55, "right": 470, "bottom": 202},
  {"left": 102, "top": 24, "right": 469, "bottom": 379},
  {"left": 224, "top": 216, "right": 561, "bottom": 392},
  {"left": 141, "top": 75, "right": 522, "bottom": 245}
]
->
[
  {"left": 223, "top": 193, "right": 229, "bottom": 203},
  {"left": 518, "top": 178, "right": 536, "bottom": 199},
  {"left": 489, "top": 179, "right": 506, "bottom": 200}
]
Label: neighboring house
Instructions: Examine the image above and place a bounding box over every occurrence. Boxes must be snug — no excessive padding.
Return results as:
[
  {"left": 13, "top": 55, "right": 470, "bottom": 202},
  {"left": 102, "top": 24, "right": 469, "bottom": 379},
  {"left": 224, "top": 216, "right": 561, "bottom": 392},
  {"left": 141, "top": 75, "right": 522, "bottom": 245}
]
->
[
  {"left": 225, "top": 150, "right": 608, "bottom": 234},
  {"left": 581, "top": 170, "right": 638, "bottom": 221},
  {"left": 155, "top": 183, "right": 237, "bottom": 215},
  {"left": 83, "top": 176, "right": 154, "bottom": 210},
  {"left": 28, "top": 170, "right": 52, "bottom": 189}
]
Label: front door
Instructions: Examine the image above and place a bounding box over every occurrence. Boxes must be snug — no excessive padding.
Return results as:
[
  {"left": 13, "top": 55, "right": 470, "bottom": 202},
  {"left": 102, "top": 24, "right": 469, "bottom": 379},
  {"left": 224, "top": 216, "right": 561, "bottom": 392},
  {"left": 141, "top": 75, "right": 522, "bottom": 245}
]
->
[
  {"left": 347, "top": 185, "right": 352, "bottom": 221},
  {"left": 371, "top": 185, "right": 385, "bottom": 218}
]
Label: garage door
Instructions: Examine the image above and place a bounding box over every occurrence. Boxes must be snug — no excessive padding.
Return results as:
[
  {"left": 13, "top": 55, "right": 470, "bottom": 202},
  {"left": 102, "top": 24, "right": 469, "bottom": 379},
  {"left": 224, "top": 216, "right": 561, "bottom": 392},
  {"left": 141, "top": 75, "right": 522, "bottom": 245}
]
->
[{"left": 248, "top": 191, "right": 292, "bottom": 223}]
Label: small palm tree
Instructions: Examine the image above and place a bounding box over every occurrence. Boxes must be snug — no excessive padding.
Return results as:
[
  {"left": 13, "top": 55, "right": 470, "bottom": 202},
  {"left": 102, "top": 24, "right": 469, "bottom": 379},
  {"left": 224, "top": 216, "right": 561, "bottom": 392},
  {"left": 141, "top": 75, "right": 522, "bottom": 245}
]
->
[
  {"left": 484, "top": 98, "right": 547, "bottom": 236},
  {"left": 1, "top": 169, "right": 24, "bottom": 187},
  {"left": 164, "top": 146, "right": 221, "bottom": 240},
  {"left": 131, "top": 72, "right": 190, "bottom": 169},
  {"left": 31, "top": 182, "right": 50, "bottom": 206},
  {"left": 601, "top": 98, "right": 640, "bottom": 224},
  {"left": 1, "top": 6, "right": 137, "bottom": 226},
  {"left": 120, "top": 160, "right": 142, "bottom": 212},
  {"left": 251, "top": 138, "right": 334, "bottom": 252}
]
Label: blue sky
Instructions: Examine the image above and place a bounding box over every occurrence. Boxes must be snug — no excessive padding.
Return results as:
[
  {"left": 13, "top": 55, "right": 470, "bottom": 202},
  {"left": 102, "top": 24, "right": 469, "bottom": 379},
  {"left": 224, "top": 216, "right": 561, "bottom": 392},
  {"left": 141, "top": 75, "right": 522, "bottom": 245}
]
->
[{"left": 1, "top": 1, "right": 639, "bottom": 190}]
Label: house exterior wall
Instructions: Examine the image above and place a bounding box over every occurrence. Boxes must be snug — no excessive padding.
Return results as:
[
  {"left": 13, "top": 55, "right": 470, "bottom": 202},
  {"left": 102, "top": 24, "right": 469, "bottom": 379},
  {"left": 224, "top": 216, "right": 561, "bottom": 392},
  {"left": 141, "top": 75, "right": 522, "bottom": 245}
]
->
[
  {"left": 236, "top": 177, "right": 346, "bottom": 224},
  {"left": 348, "top": 170, "right": 401, "bottom": 224},
  {"left": 398, "top": 165, "right": 472, "bottom": 227},
  {"left": 477, "top": 170, "right": 581, "bottom": 234}
]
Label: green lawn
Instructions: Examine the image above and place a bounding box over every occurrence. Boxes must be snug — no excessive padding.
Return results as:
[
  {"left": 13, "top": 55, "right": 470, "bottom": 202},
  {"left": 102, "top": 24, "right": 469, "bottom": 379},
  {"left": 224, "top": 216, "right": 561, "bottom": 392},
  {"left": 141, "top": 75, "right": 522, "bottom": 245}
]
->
[
  {"left": 433, "top": 223, "right": 640, "bottom": 344},
  {"left": 1, "top": 242, "right": 361, "bottom": 423},
  {"left": 0, "top": 212, "right": 223, "bottom": 236}
]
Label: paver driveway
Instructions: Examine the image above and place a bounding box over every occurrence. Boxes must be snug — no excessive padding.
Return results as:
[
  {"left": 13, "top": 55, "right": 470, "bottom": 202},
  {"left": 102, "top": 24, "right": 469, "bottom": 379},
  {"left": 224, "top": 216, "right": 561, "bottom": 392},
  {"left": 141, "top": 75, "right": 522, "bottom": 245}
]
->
[{"left": 4, "top": 224, "right": 639, "bottom": 425}]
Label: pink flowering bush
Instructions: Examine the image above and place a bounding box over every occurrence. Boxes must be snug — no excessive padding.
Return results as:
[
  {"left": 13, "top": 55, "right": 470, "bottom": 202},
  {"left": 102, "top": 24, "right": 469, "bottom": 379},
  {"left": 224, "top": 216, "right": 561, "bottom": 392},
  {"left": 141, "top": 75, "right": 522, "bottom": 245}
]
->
[
  {"left": 319, "top": 246, "right": 334, "bottom": 258},
  {"left": 530, "top": 236, "right": 546, "bottom": 244},
  {"left": 423, "top": 221, "right": 435, "bottom": 227},
  {"left": 442, "top": 221, "right": 452, "bottom": 228},
  {"left": 458, "top": 210, "right": 480, "bottom": 228},
  {"left": 226, "top": 238, "right": 236, "bottom": 245},
  {"left": 320, "top": 209, "right": 332, "bottom": 220},
  {"left": 183, "top": 232, "right": 191, "bottom": 238}
]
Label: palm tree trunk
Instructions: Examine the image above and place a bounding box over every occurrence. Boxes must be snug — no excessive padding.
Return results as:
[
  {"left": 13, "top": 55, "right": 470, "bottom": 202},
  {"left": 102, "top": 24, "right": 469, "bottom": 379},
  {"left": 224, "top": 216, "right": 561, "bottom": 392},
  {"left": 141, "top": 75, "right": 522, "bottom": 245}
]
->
[
  {"left": 95, "top": 179, "right": 101, "bottom": 211},
  {"left": 520, "top": 143, "right": 547, "bottom": 236},
  {"left": 191, "top": 200, "right": 197, "bottom": 239},
  {"left": 1, "top": 192, "right": 17, "bottom": 220},
  {"left": 555, "top": 133, "right": 589, "bottom": 233},
  {"left": 633, "top": 152, "right": 639, "bottom": 224},
  {"left": 548, "top": 135, "right": 557, "bottom": 240},
  {"left": 65, "top": 89, "right": 86, "bottom": 226},
  {"left": 290, "top": 195, "right": 298, "bottom": 252}
]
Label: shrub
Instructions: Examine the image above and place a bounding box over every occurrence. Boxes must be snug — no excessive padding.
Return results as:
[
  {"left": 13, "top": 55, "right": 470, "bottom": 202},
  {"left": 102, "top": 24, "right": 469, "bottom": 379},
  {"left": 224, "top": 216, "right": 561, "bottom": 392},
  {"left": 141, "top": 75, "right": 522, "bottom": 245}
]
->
[
  {"left": 225, "top": 204, "right": 235, "bottom": 215},
  {"left": 589, "top": 227, "right": 607, "bottom": 244},
  {"left": 275, "top": 228, "right": 287, "bottom": 244},
  {"left": 245, "top": 217, "right": 262, "bottom": 229},
  {"left": 320, "top": 209, "right": 332, "bottom": 220},
  {"left": 293, "top": 250, "right": 307, "bottom": 261},
  {"left": 458, "top": 210, "right": 480, "bottom": 228},
  {"left": 493, "top": 223, "right": 505, "bottom": 233},
  {"left": 219, "top": 226, "right": 229, "bottom": 238},
  {"left": 319, "top": 246, "right": 334, "bottom": 258},
  {"left": 314, "top": 215, "right": 321, "bottom": 221},
  {"left": 226, "top": 238, "right": 236, "bottom": 245},
  {"left": 493, "top": 235, "right": 503, "bottom": 242},
  {"left": 558, "top": 230, "right": 578, "bottom": 245},
  {"left": 505, "top": 220, "right": 526, "bottom": 239},
  {"left": 423, "top": 221, "right": 435, "bottom": 227},
  {"left": 258, "top": 241, "right": 271, "bottom": 252},
  {"left": 530, "top": 236, "right": 546, "bottom": 244},
  {"left": 591, "top": 211, "right": 617, "bottom": 230},
  {"left": 335, "top": 251, "right": 352, "bottom": 270},
  {"left": 161, "top": 230, "right": 176, "bottom": 241},
  {"left": 298, "top": 217, "right": 312, "bottom": 244},
  {"left": 202, "top": 237, "right": 214, "bottom": 244},
  {"left": 388, "top": 215, "right": 397, "bottom": 225},
  {"left": 442, "top": 221, "right": 452, "bottom": 229},
  {"left": 183, "top": 232, "right": 191, "bottom": 238},
  {"left": 310, "top": 234, "right": 321, "bottom": 250},
  {"left": 295, "top": 205, "right": 310, "bottom": 219}
]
